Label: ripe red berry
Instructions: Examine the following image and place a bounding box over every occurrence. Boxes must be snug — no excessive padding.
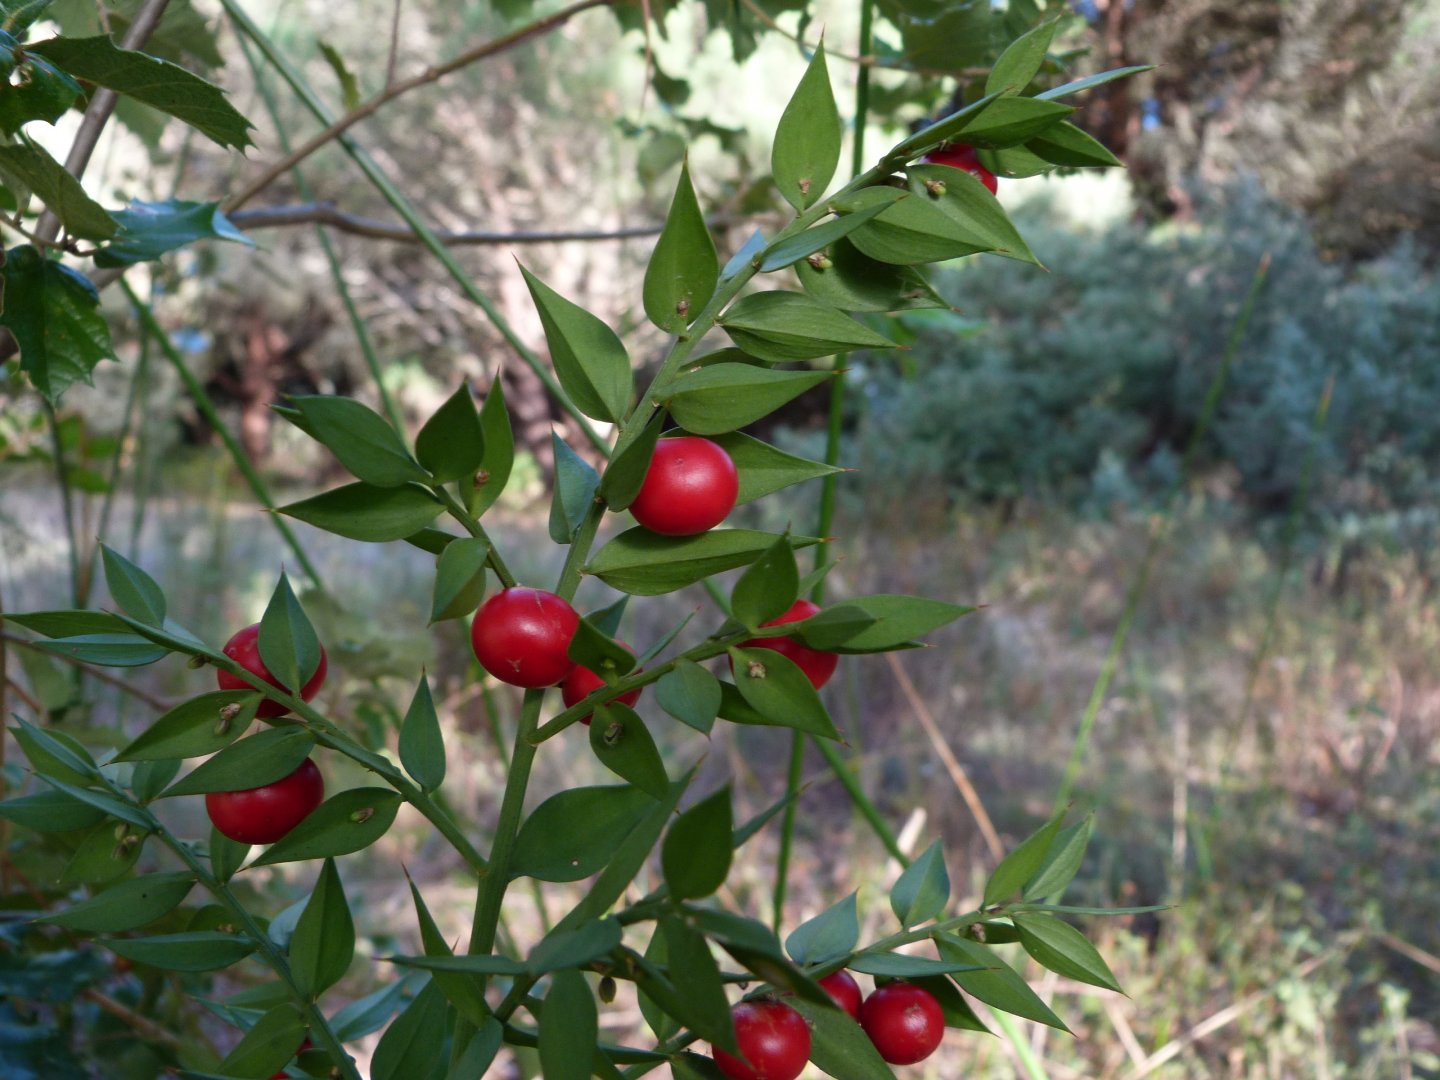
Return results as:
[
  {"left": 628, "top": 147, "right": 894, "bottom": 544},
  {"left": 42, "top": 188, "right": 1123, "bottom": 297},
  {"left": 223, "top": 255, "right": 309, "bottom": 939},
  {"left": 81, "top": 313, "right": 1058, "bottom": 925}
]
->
[
  {"left": 561, "top": 642, "right": 642, "bottom": 725},
  {"left": 925, "top": 143, "right": 999, "bottom": 195},
  {"left": 712, "top": 999, "right": 811, "bottom": 1080},
  {"left": 818, "top": 969, "right": 863, "bottom": 1020},
  {"left": 859, "top": 982, "right": 944, "bottom": 1065},
  {"left": 470, "top": 587, "right": 579, "bottom": 688},
  {"left": 629, "top": 436, "right": 739, "bottom": 536},
  {"left": 206, "top": 758, "right": 324, "bottom": 845},
  {"left": 736, "top": 599, "right": 838, "bottom": 690},
  {"left": 216, "top": 623, "right": 328, "bottom": 719}
]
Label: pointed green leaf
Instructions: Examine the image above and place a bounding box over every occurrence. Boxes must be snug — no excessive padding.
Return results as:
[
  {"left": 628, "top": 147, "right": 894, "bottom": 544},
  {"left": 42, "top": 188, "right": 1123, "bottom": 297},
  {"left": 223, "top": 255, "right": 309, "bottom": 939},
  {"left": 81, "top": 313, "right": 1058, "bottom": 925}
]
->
[
  {"left": 98, "top": 544, "right": 165, "bottom": 626},
  {"left": 209, "top": 826, "right": 250, "bottom": 884},
  {"left": 891, "top": 839, "right": 951, "bottom": 927},
  {"left": 0, "top": 789, "right": 105, "bottom": 833},
  {"left": 665, "top": 364, "right": 833, "bottom": 434},
  {"left": 1023, "top": 815, "right": 1093, "bottom": 901},
  {"left": 847, "top": 953, "right": 982, "bottom": 978},
  {"left": 1012, "top": 912, "right": 1121, "bottom": 992},
  {"left": 1, "top": 244, "right": 115, "bottom": 402},
  {"left": 1037, "top": 65, "right": 1155, "bottom": 100},
  {"left": 548, "top": 433, "right": 601, "bottom": 544},
  {"left": 786, "top": 996, "right": 894, "bottom": 1080},
  {"left": 659, "top": 917, "right": 734, "bottom": 1047},
  {"left": 30, "top": 35, "right": 254, "bottom": 149},
  {"left": 249, "top": 788, "right": 401, "bottom": 866},
  {"left": 370, "top": 980, "right": 447, "bottom": 1080},
  {"left": 567, "top": 615, "right": 636, "bottom": 679},
  {"left": 519, "top": 264, "right": 632, "bottom": 423},
  {"left": 987, "top": 19, "right": 1060, "bottom": 95},
  {"left": 290, "top": 858, "right": 354, "bottom": 998},
  {"left": 796, "top": 237, "right": 948, "bottom": 312},
  {"left": 0, "top": 140, "right": 115, "bottom": 239},
  {"left": 470, "top": 378, "right": 514, "bottom": 516},
  {"left": 318, "top": 40, "right": 361, "bottom": 110},
  {"left": 644, "top": 159, "right": 717, "bottom": 331},
  {"left": 719, "top": 291, "right": 898, "bottom": 362},
  {"left": 587, "top": 527, "right": 820, "bottom": 596},
  {"left": 511, "top": 784, "right": 655, "bottom": 882},
  {"left": 4, "top": 610, "right": 127, "bottom": 638},
  {"left": 638, "top": 927, "right": 680, "bottom": 1043},
  {"left": 92, "top": 198, "right": 252, "bottom": 267},
  {"left": 843, "top": 186, "right": 995, "bottom": 266},
  {"left": 728, "top": 646, "right": 839, "bottom": 739},
  {"left": 984, "top": 812, "right": 1065, "bottom": 907},
  {"left": 721, "top": 227, "right": 766, "bottom": 279},
  {"left": 589, "top": 704, "right": 669, "bottom": 799},
  {"left": 892, "top": 90, "right": 1004, "bottom": 159},
  {"left": 161, "top": 727, "right": 315, "bottom": 798},
  {"left": 429, "top": 536, "right": 488, "bottom": 624},
  {"left": 217, "top": 1003, "right": 307, "bottom": 1078},
  {"left": 957, "top": 96, "right": 1074, "bottom": 148},
  {"left": 907, "top": 163, "right": 1040, "bottom": 265},
  {"left": 59, "top": 819, "right": 146, "bottom": 883},
  {"left": 1026, "top": 121, "right": 1124, "bottom": 168},
  {"left": 898, "top": 973, "right": 989, "bottom": 1032},
  {"left": 795, "top": 594, "right": 975, "bottom": 653},
  {"left": 279, "top": 481, "right": 443, "bottom": 542},
  {"left": 599, "top": 408, "right": 663, "bottom": 512},
  {"left": 104, "top": 931, "right": 255, "bottom": 972},
  {"left": 710, "top": 431, "right": 845, "bottom": 504},
  {"left": 731, "top": 533, "right": 799, "bottom": 630},
  {"left": 1, "top": 1, "right": 55, "bottom": 36},
  {"left": 129, "top": 758, "right": 181, "bottom": 802},
  {"left": 656, "top": 659, "right": 721, "bottom": 734},
  {"left": 757, "top": 194, "right": 900, "bottom": 272},
  {"left": 402, "top": 882, "right": 491, "bottom": 1027},
  {"left": 772, "top": 46, "right": 840, "bottom": 210},
  {"left": 115, "top": 691, "right": 259, "bottom": 761},
  {"left": 399, "top": 675, "right": 446, "bottom": 791},
  {"left": 13, "top": 719, "right": 96, "bottom": 784},
  {"left": 292, "top": 395, "right": 428, "bottom": 488},
  {"left": 661, "top": 786, "right": 732, "bottom": 899},
  {"left": 41, "top": 871, "right": 194, "bottom": 932},
  {"left": 539, "top": 968, "right": 597, "bottom": 1080},
  {"left": 528, "top": 917, "right": 622, "bottom": 975},
  {"left": 785, "top": 891, "right": 859, "bottom": 966},
  {"left": 416, "top": 381, "right": 486, "bottom": 483},
  {"left": 257, "top": 573, "right": 321, "bottom": 693}
]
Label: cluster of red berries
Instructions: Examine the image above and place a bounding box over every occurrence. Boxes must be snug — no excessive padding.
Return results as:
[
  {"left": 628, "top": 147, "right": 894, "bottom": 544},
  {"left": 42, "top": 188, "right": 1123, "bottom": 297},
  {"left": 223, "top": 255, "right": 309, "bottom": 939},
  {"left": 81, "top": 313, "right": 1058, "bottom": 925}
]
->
[
  {"left": 924, "top": 142, "right": 998, "bottom": 195},
  {"left": 713, "top": 974, "right": 944, "bottom": 1079}
]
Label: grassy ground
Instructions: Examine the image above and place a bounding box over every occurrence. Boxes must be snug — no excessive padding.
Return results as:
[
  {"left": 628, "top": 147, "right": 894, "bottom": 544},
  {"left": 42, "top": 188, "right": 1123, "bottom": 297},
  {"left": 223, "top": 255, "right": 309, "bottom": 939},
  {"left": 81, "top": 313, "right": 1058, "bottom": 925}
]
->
[{"left": 4, "top": 460, "right": 1439, "bottom": 1078}]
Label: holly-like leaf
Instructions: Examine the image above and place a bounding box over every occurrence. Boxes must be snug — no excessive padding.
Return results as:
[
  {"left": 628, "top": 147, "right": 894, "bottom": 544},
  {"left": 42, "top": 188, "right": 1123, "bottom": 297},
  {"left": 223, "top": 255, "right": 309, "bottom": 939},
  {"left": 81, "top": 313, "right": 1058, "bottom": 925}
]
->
[
  {"left": 786, "top": 996, "right": 894, "bottom": 1080},
  {"left": 370, "top": 981, "right": 447, "bottom": 1080},
  {"left": 0, "top": 789, "right": 105, "bottom": 833},
  {"left": 0, "top": 141, "right": 116, "bottom": 239},
  {"left": 519, "top": 264, "right": 632, "bottom": 423},
  {"left": 785, "top": 891, "right": 859, "bottom": 966},
  {"left": 1023, "top": 815, "right": 1093, "bottom": 901},
  {"left": 644, "top": 159, "right": 717, "bottom": 331},
  {"left": 416, "top": 381, "right": 486, "bottom": 483},
  {"left": 719, "top": 290, "right": 898, "bottom": 362},
  {"left": 890, "top": 839, "right": 950, "bottom": 927},
  {"left": 665, "top": 363, "right": 833, "bottom": 434},
  {"left": 661, "top": 786, "right": 732, "bottom": 900},
  {"left": 599, "top": 409, "right": 663, "bottom": 513},
  {"left": 279, "top": 481, "right": 444, "bottom": 542},
  {"left": 291, "top": 395, "right": 429, "bottom": 488},
  {"left": 1037, "top": 64, "right": 1155, "bottom": 100},
  {"left": 772, "top": 45, "right": 840, "bottom": 210},
  {"left": 841, "top": 186, "right": 994, "bottom": 266},
  {"left": 399, "top": 675, "right": 446, "bottom": 791},
  {"left": 1, "top": 244, "right": 116, "bottom": 402},
  {"left": 847, "top": 953, "right": 981, "bottom": 978},
  {"left": 98, "top": 543, "right": 165, "bottom": 626},
  {"left": 756, "top": 195, "right": 901, "bottom": 273},
  {"left": 30, "top": 35, "right": 254, "bottom": 149},
  {"left": 29, "top": 632, "right": 167, "bottom": 667},
  {"left": 0, "top": 53, "right": 80, "bottom": 135},
  {"left": 217, "top": 1004, "right": 307, "bottom": 1078},
  {"left": 956, "top": 95, "right": 1074, "bottom": 148},
  {"left": 1026, "top": 121, "right": 1124, "bottom": 168},
  {"left": 528, "top": 917, "right": 622, "bottom": 975},
  {"left": 795, "top": 594, "right": 975, "bottom": 653},
  {"left": 93, "top": 198, "right": 252, "bottom": 267}
]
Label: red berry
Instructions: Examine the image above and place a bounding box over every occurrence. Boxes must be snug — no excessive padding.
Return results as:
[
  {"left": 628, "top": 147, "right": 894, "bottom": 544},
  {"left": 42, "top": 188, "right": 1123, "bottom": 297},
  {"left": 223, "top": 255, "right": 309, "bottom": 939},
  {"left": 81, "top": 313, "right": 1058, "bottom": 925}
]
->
[
  {"left": 561, "top": 642, "right": 642, "bottom": 725},
  {"left": 736, "top": 599, "right": 838, "bottom": 690},
  {"left": 629, "top": 436, "right": 739, "bottom": 536},
  {"left": 712, "top": 1000, "right": 811, "bottom": 1080},
  {"left": 859, "top": 982, "right": 944, "bottom": 1065},
  {"left": 470, "top": 587, "right": 579, "bottom": 688},
  {"left": 818, "top": 969, "right": 862, "bottom": 1020},
  {"left": 925, "top": 143, "right": 999, "bottom": 195},
  {"left": 216, "top": 623, "right": 328, "bottom": 719},
  {"left": 206, "top": 758, "right": 324, "bottom": 845}
]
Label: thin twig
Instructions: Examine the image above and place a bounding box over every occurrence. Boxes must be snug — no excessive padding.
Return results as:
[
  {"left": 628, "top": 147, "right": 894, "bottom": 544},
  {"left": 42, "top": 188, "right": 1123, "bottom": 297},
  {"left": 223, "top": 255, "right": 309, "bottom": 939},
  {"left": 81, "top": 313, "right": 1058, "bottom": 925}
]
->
[
  {"left": 81, "top": 989, "right": 182, "bottom": 1048},
  {"left": 884, "top": 650, "right": 1004, "bottom": 862},
  {"left": 227, "top": 202, "right": 673, "bottom": 245},
  {"left": 385, "top": 0, "right": 404, "bottom": 89},
  {"left": 1374, "top": 929, "right": 1440, "bottom": 977},
  {"left": 0, "top": 632, "right": 172, "bottom": 711},
  {"left": 3, "top": 675, "right": 45, "bottom": 716},
  {"left": 224, "top": 0, "right": 615, "bottom": 211}
]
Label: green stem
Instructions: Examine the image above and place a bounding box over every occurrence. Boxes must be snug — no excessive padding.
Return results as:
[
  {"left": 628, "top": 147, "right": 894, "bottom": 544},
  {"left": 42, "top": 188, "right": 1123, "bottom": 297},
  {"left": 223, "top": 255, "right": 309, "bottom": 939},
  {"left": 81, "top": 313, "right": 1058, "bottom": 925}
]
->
[
  {"left": 121, "top": 280, "right": 325, "bottom": 590},
  {"left": 45, "top": 401, "right": 82, "bottom": 610},
  {"left": 434, "top": 486, "right": 517, "bottom": 587}
]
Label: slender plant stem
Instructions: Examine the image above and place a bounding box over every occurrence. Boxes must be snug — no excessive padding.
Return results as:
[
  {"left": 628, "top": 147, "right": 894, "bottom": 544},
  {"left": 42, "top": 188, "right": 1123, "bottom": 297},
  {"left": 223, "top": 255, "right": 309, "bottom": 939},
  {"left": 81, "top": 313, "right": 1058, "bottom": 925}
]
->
[
  {"left": 434, "top": 486, "right": 517, "bottom": 587},
  {"left": 44, "top": 401, "right": 82, "bottom": 610},
  {"left": 120, "top": 280, "right": 325, "bottom": 590}
]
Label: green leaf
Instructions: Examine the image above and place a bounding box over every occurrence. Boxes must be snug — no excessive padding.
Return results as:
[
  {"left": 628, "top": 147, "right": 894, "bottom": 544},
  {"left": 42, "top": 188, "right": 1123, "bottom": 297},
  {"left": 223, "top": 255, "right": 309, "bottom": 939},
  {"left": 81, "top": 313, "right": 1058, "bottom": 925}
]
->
[
  {"left": 727, "top": 646, "right": 839, "bottom": 739},
  {"left": 795, "top": 595, "right": 975, "bottom": 653},
  {"left": 987, "top": 18, "right": 1060, "bottom": 95},
  {"left": 721, "top": 227, "right": 766, "bottom": 279},
  {"left": 318, "top": 40, "right": 361, "bottom": 111},
  {"left": 370, "top": 980, "right": 447, "bottom": 1080},
  {"left": 847, "top": 953, "right": 982, "bottom": 978},
  {"left": 209, "top": 827, "right": 250, "bottom": 884},
  {"left": 469, "top": 378, "right": 514, "bottom": 516},
  {"left": 589, "top": 704, "right": 669, "bottom": 799},
  {"left": 539, "top": 968, "right": 598, "bottom": 1080},
  {"left": 1026, "top": 121, "right": 1123, "bottom": 168},
  {"left": 330, "top": 979, "right": 413, "bottom": 1043},
  {"left": 13, "top": 718, "right": 96, "bottom": 784},
  {"left": 511, "top": 784, "right": 656, "bottom": 882},
  {"left": 772, "top": 45, "right": 840, "bottom": 210},
  {"left": 452, "top": 1019, "right": 504, "bottom": 1077},
  {"left": 292, "top": 395, "right": 428, "bottom": 488},
  {"left": 519, "top": 264, "right": 632, "bottom": 423},
  {"left": 104, "top": 931, "right": 255, "bottom": 972},
  {"left": 906, "top": 163, "right": 1040, "bottom": 265},
  {"left": 388, "top": 953, "right": 525, "bottom": 976},
  {"left": 661, "top": 785, "right": 732, "bottom": 900},
  {"left": 984, "top": 812, "right": 1064, "bottom": 907},
  {"left": 638, "top": 928, "right": 680, "bottom": 1043},
  {"left": 129, "top": 758, "right": 180, "bottom": 802},
  {"left": 399, "top": 676, "right": 446, "bottom": 791},
  {"left": 248, "top": 788, "right": 401, "bottom": 866},
  {"left": 1, "top": 244, "right": 115, "bottom": 402},
  {"left": 731, "top": 533, "right": 799, "bottom": 630},
  {"left": 598, "top": 408, "right": 663, "bottom": 512},
  {"left": 665, "top": 364, "right": 833, "bottom": 434},
  {"left": 976, "top": 143, "right": 1056, "bottom": 179},
  {"left": 403, "top": 876, "right": 492, "bottom": 1026},
  {"left": 40, "top": 871, "right": 194, "bottom": 932},
  {"left": 644, "top": 159, "right": 717, "bottom": 331},
  {"left": 114, "top": 691, "right": 259, "bottom": 761},
  {"left": 1023, "top": 815, "right": 1093, "bottom": 901},
  {"left": 892, "top": 90, "right": 1004, "bottom": 159},
  {"left": 1037, "top": 65, "right": 1154, "bottom": 100},
  {"left": 655, "top": 659, "right": 721, "bottom": 734},
  {"left": 30, "top": 35, "right": 254, "bottom": 149},
  {"left": 733, "top": 789, "right": 796, "bottom": 849},
  {"left": 891, "top": 839, "right": 950, "bottom": 927},
  {"left": 898, "top": 973, "right": 989, "bottom": 1032},
  {"left": 217, "top": 1002, "right": 307, "bottom": 1078},
  {"left": 59, "top": 819, "right": 146, "bottom": 882},
  {"left": 842, "top": 186, "right": 994, "bottom": 266},
  {"left": 0, "top": 788, "right": 105, "bottom": 832},
  {"left": 785, "top": 891, "right": 859, "bottom": 966},
  {"left": 0, "top": 53, "right": 80, "bottom": 135},
  {"left": 548, "top": 433, "right": 601, "bottom": 544},
  {"left": 1012, "top": 912, "right": 1121, "bottom": 992},
  {"left": 4, "top": 609, "right": 127, "bottom": 638},
  {"left": 290, "top": 858, "right": 354, "bottom": 998},
  {"left": 528, "top": 917, "right": 622, "bottom": 975},
  {"left": 756, "top": 195, "right": 900, "bottom": 273},
  {"left": 279, "top": 481, "right": 443, "bottom": 542},
  {"left": 416, "top": 381, "right": 485, "bottom": 483},
  {"left": 632, "top": 938, "right": 734, "bottom": 1053},
  {"left": 0, "top": 141, "right": 115, "bottom": 240},
  {"left": 587, "top": 527, "right": 820, "bottom": 596},
  {"left": 161, "top": 727, "right": 315, "bottom": 798},
  {"left": 710, "top": 431, "right": 845, "bottom": 504},
  {"left": 1, "top": 1, "right": 55, "bottom": 35},
  {"left": 786, "top": 996, "right": 894, "bottom": 1080},
  {"left": 796, "top": 237, "right": 948, "bottom": 312},
  {"left": 659, "top": 917, "right": 735, "bottom": 1048},
  {"left": 98, "top": 544, "right": 165, "bottom": 626},
  {"left": 256, "top": 572, "right": 321, "bottom": 693},
  {"left": 957, "top": 96, "right": 1074, "bottom": 148},
  {"left": 719, "top": 291, "right": 898, "bottom": 362},
  {"left": 567, "top": 615, "right": 636, "bottom": 679},
  {"left": 429, "top": 536, "right": 488, "bottom": 624},
  {"left": 92, "top": 198, "right": 252, "bottom": 267}
]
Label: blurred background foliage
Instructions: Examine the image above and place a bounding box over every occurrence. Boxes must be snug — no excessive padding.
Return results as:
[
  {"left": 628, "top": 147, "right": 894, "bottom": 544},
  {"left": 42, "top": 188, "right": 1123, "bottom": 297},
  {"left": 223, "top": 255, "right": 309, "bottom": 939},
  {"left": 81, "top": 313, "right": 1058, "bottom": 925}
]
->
[{"left": 4, "top": 0, "right": 1440, "bottom": 1076}]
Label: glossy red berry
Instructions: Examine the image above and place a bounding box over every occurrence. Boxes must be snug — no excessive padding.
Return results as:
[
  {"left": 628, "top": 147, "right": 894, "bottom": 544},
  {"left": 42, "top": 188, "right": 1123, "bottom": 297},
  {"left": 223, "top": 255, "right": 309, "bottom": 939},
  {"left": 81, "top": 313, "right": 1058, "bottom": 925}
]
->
[
  {"left": 561, "top": 642, "right": 642, "bottom": 725},
  {"left": 470, "top": 587, "right": 579, "bottom": 688},
  {"left": 859, "top": 982, "right": 945, "bottom": 1065},
  {"left": 629, "top": 436, "right": 739, "bottom": 536},
  {"left": 925, "top": 142, "right": 999, "bottom": 195},
  {"left": 712, "top": 999, "right": 811, "bottom": 1080},
  {"left": 206, "top": 758, "right": 324, "bottom": 845},
  {"left": 818, "top": 969, "right": 863, "bottom": 1020},
  {"left": 736, "top": 599, "right": 838, "bottom": 690},
  {"left": 216, "top": 623, "right": 328, "bottom": 719}
]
